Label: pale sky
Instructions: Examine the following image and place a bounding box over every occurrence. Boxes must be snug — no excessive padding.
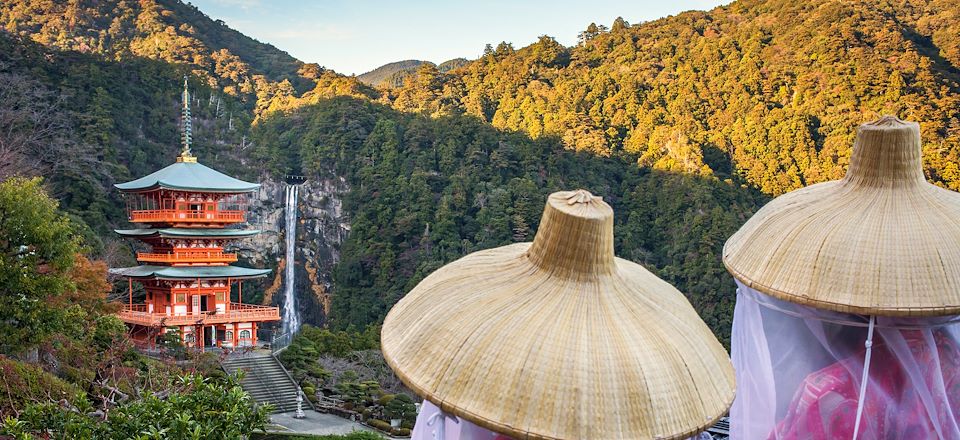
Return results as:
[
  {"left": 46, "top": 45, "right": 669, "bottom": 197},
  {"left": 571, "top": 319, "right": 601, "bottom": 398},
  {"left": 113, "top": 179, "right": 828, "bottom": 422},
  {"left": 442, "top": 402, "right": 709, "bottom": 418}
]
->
[{"left": 188, "top": 0, "right": 728, "bottom": 76}]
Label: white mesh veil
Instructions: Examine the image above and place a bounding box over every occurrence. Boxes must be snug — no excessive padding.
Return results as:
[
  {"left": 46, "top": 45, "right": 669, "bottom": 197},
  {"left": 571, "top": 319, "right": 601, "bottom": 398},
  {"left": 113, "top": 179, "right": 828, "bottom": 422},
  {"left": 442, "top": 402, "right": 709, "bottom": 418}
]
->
[
  {"left": 409, "top": 401, "right": 715, "bottom": 440},
  {"left": 730, "top": 280, "right": 960, "bottom": 439}
]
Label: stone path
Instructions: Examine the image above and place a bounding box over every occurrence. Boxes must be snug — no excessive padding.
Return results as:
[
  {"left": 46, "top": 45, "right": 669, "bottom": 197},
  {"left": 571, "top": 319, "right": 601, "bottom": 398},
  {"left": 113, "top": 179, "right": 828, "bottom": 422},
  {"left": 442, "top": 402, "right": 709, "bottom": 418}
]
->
[{"left": 269, "top": 410, "right": 384, "bottom": 437}]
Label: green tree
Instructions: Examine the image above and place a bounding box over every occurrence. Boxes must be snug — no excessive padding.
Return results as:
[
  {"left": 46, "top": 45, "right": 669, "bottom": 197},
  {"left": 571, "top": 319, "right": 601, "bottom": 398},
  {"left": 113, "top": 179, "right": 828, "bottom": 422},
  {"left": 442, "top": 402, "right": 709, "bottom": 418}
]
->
[{"left": 0, "top": 177, "right": 80, "bottom": 354}]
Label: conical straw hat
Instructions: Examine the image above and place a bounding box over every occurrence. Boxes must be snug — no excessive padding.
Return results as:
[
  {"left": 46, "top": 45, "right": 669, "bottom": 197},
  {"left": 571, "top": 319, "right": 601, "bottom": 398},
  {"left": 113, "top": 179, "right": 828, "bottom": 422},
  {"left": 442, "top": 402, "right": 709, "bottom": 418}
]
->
[
  {"left": 724, "top": 116, "right": 960, "bottom": 316},
  {"left": 382, "top": 190, "right": 734, "bottom": 440}
]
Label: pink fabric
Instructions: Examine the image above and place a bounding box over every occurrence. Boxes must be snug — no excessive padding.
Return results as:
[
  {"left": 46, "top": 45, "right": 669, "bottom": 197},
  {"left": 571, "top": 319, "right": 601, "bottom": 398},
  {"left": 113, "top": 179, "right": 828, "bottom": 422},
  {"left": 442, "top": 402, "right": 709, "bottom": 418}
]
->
[
  {"left": 772, "top": 331, "right": 960, "bottom": 439},
  {"left": 731, "top": 281, "right": 960, "bottom": 440}
]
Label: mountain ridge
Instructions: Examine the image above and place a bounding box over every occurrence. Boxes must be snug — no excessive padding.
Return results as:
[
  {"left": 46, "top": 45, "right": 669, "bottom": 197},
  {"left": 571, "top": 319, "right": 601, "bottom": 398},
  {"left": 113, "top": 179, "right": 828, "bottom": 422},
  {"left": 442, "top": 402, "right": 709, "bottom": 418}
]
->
[
  {"left": 357, "top": 57, "right": 470, "bottom": 87},
  {"left": 371, "top": 0, "right": 960, "bottom": 195},
  {"left": 0, "top": 0, "right": 322, "bottom": 99}
]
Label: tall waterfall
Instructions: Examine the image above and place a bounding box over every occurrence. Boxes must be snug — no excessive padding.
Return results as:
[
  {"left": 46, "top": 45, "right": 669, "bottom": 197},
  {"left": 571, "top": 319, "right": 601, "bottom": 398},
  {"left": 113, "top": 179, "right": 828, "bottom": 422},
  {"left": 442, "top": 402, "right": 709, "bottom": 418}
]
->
[{"left": 282, "top": 184, "right": 301, "bottom": 336}]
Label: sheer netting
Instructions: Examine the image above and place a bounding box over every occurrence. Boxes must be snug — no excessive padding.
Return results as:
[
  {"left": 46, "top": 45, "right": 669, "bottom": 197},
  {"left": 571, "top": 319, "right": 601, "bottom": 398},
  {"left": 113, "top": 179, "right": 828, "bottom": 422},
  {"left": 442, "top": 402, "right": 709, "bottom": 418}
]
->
[
  {"left": 730, "top": 280, "right": 960, "bottom": 440},
  {"left": 410, "top": 400, "right": 714, "bottom": 440}
]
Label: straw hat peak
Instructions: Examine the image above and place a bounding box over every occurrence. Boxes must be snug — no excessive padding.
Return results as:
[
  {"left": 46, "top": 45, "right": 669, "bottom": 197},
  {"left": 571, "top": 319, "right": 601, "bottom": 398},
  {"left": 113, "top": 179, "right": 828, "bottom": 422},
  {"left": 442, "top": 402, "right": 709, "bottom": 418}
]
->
[
  {"left": 382, "top": 189, "right": 735, "bottom": 440},
  {"left": 842, "top": 115, "right": 924, "bottom": 188},
  {"left": 527, "top": 189, "right": 615, "bottom": 276},
  {"left": 866, "top": 114, "right": 912, "bottom": 127},
  {"left": 555, "top": 189, "right": 607, "bottom": 211},
  {"left": 724, "top": 115, "right": 960, "bottom": 316}
]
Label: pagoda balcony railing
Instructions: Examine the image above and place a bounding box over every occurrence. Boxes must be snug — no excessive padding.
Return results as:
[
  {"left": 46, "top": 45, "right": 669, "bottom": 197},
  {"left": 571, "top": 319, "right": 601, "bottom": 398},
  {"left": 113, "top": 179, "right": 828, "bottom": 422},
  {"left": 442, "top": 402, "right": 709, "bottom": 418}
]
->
[
  {"left": 136, "top": 250, "right": 238, "bottom": 264},
  {"left": 128, "top": 209, "right": 245, "bottom": 224},
  {"left": 118, "top": 302, "right": 280, "bottom": 326}
]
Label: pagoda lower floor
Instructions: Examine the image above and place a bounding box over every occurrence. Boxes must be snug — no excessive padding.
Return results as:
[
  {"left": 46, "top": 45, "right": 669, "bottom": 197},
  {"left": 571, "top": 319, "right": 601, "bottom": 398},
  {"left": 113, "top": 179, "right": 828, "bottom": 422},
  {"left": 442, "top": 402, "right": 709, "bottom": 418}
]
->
[
  {"left": 120, "top": 302, "right": 280, "bottom": 350},
  {"left": 127, "top": 322, "right": 261, "bottom": 349}
]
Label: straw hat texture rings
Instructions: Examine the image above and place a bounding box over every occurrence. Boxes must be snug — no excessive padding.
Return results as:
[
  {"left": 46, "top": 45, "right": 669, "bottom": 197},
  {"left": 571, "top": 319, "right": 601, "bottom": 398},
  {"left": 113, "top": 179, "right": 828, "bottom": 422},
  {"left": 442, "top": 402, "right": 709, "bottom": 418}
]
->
[{"left": 383, "top": 189, "right": 735, "bottom": 439}]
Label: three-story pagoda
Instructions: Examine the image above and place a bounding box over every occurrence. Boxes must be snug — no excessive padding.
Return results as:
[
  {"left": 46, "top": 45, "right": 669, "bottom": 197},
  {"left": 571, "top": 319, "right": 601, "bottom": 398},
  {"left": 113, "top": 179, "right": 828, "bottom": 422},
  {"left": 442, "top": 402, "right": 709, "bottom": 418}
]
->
[{"left": 112, "top": 79, "right": 279, "bottom": 350}]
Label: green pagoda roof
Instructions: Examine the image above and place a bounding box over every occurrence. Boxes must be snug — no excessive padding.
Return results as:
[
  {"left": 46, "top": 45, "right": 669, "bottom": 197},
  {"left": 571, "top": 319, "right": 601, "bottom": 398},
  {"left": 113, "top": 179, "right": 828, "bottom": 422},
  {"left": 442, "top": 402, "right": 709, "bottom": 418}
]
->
[
  {"left": 109, "top": 265, "right": 270, "bottom": 280},
  {"left": 115, "top": 161, "right": 259, "bottom": 193},
  {"left": 115, "top": 228, "right": 261, "bottom": 239}
]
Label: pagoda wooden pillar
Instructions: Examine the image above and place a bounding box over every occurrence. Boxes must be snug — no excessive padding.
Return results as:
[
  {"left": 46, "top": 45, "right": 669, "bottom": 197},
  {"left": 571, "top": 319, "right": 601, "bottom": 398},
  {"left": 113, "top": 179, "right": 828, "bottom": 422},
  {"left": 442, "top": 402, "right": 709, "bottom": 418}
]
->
[
  {"left": 196, "top": 277, "right": 201, "bottom": 315},
  {"left": 226, "top": 277, "right": 232, "bottom": 312}
]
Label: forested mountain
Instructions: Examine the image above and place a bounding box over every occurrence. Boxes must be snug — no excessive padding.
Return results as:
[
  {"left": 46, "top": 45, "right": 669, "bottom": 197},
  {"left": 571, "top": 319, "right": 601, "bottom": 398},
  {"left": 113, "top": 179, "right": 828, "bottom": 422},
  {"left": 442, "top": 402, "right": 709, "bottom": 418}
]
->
[
  {"left": 371, "top": 0, "right": 960, "bottom": 195},
  {"left": 0, "top": 31, "right": 253, "bottom": 254},
  {"left": 0, "top": 0, "right": 321, "bottom": 99},
  {"left": 251, "top": 96, "right": 765, "bottom": 337},
  {"left": 0, "top": 0, "right": 326, "bottom": 246},
  {"left": 358, "top": 58, "right": 471, "bottom": 88},
  {"left": 249, "top": 0, "right": 960, "bottom": 341},
  {"left": 358, "top": 60, "right": 430, "bottom": 87},
  {"left": 3, "top": 0, "right": 960, "bottom": 345},
  {"left": 438, "top": 57, "right": 469, "bottom": 72}
]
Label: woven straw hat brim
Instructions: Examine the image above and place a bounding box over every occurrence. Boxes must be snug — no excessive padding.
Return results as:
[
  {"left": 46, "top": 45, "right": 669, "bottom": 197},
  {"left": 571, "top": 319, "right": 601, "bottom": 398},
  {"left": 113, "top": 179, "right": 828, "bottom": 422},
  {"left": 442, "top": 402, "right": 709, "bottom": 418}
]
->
[
  {"left": 382, "top": 242, "right": 735, "bottom": 440},
  {"left": 723, "top": 117, "right": 960, "bottom": 316},
  {"left": 723, "top": 179, "right": 960, "bottom": 316}
]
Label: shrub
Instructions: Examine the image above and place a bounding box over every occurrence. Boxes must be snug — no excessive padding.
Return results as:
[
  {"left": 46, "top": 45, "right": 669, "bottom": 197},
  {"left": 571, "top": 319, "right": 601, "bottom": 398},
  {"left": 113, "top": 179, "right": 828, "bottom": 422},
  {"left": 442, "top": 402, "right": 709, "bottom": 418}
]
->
[
  {"left": 91, "top": 315, "right": 127, "bottom": 350},
  {"left": 384, "top": 393, "right": 416, "bottom": 425},
  {"left": 367, "top": 419, "right": 392, "bottom": 432},
  {"left": 303, "top": 385, "right": 318, "bottom": 404},
  {"left": 3, "top": 374, "right": 270, "bottom": 438},
  {"left": 393, "top": 427, "right": 411, "bottom": 437},
  {"left": 0, "top": 357, "right": 83, "bottom": 418}
]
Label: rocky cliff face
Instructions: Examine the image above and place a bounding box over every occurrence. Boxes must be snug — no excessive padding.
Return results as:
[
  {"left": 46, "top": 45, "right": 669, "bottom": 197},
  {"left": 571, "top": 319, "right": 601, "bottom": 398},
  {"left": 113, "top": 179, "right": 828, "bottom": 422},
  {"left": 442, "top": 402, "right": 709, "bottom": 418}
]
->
[{"left": 232, "top": 176, "right": 349, "bottom": 328}]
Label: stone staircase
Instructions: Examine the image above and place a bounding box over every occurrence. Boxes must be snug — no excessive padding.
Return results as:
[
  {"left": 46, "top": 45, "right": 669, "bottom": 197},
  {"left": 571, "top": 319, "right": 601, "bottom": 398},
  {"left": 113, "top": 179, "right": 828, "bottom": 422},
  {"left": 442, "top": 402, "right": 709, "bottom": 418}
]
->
[{"left": 222, "top": 354, "right": 309, "bottom": 413}]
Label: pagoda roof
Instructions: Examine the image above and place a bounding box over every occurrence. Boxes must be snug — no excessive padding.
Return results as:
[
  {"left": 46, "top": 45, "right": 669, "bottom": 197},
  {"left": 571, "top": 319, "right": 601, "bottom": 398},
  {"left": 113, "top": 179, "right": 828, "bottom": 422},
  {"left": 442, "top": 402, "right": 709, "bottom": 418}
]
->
[
  {"left": 115, "top": 228, "right": 260, "bottom": 239},
  {"left": 109, "top": 265, "right": 270, "bottom": 280},
  {"left": 115, "top": 161, "right": 259, "bottom": 193}
]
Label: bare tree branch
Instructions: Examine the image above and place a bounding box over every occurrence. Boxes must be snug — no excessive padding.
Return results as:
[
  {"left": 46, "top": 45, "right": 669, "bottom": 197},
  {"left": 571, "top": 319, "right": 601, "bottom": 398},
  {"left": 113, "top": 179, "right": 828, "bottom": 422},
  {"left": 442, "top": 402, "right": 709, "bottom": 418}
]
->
[{"left": 0, "top": 69, "right": 104, "bottom": 191}]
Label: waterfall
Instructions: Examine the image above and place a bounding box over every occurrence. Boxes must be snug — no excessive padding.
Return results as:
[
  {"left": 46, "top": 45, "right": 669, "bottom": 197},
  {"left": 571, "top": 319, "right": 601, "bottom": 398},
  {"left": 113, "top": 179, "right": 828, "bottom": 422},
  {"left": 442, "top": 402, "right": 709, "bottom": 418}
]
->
[{"left": 282, "top": 184, "right": 301, "bottom": 336}]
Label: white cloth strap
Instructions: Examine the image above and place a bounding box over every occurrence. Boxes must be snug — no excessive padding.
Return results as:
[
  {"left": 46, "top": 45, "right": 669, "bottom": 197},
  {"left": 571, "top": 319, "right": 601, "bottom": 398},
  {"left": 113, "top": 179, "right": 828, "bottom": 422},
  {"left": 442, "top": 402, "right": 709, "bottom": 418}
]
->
[
  {"left": 427, "top": 408, "right": 459, "bottom": 440},
  {"left": 852, "top": 315, "right": 876, "bottom": 440}
]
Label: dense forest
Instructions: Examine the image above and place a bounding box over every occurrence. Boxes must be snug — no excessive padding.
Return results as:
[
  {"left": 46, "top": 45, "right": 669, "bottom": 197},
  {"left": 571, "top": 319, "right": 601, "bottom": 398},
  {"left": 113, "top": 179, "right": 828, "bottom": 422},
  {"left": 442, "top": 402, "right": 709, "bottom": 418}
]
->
[
  {"left": 370, "top": 0, "right": 960, "bottom": 195},
  {"left": 3, "top": 0, "right": 960, "bottom": 342},
  {"left": 247, "top": 0, "right": 960, "bottom": 339},
  {"left": 249, "top": 96, "right": 764, "bottom": 338},
  {"left": 0, "top": 0, "right": 320, "bottom": 97},
  {"left": 0, "top": 31, "right": 252, "bottom": 252}
]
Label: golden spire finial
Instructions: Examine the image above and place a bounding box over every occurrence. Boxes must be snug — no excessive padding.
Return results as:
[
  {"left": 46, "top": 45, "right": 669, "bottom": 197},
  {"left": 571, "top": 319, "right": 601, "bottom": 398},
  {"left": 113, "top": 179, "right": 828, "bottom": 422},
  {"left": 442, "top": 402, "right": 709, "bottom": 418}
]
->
[{"left": 177, "top": 75, "right": 197, "bottom": 163}]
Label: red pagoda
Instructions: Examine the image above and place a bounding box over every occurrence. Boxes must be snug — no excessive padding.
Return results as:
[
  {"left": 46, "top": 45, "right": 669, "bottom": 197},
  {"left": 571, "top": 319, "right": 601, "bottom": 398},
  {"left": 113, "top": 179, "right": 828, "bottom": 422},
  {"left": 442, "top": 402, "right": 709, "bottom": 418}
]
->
[{"left": 112, "top": 79, "right": 280, "bottom": 350}]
